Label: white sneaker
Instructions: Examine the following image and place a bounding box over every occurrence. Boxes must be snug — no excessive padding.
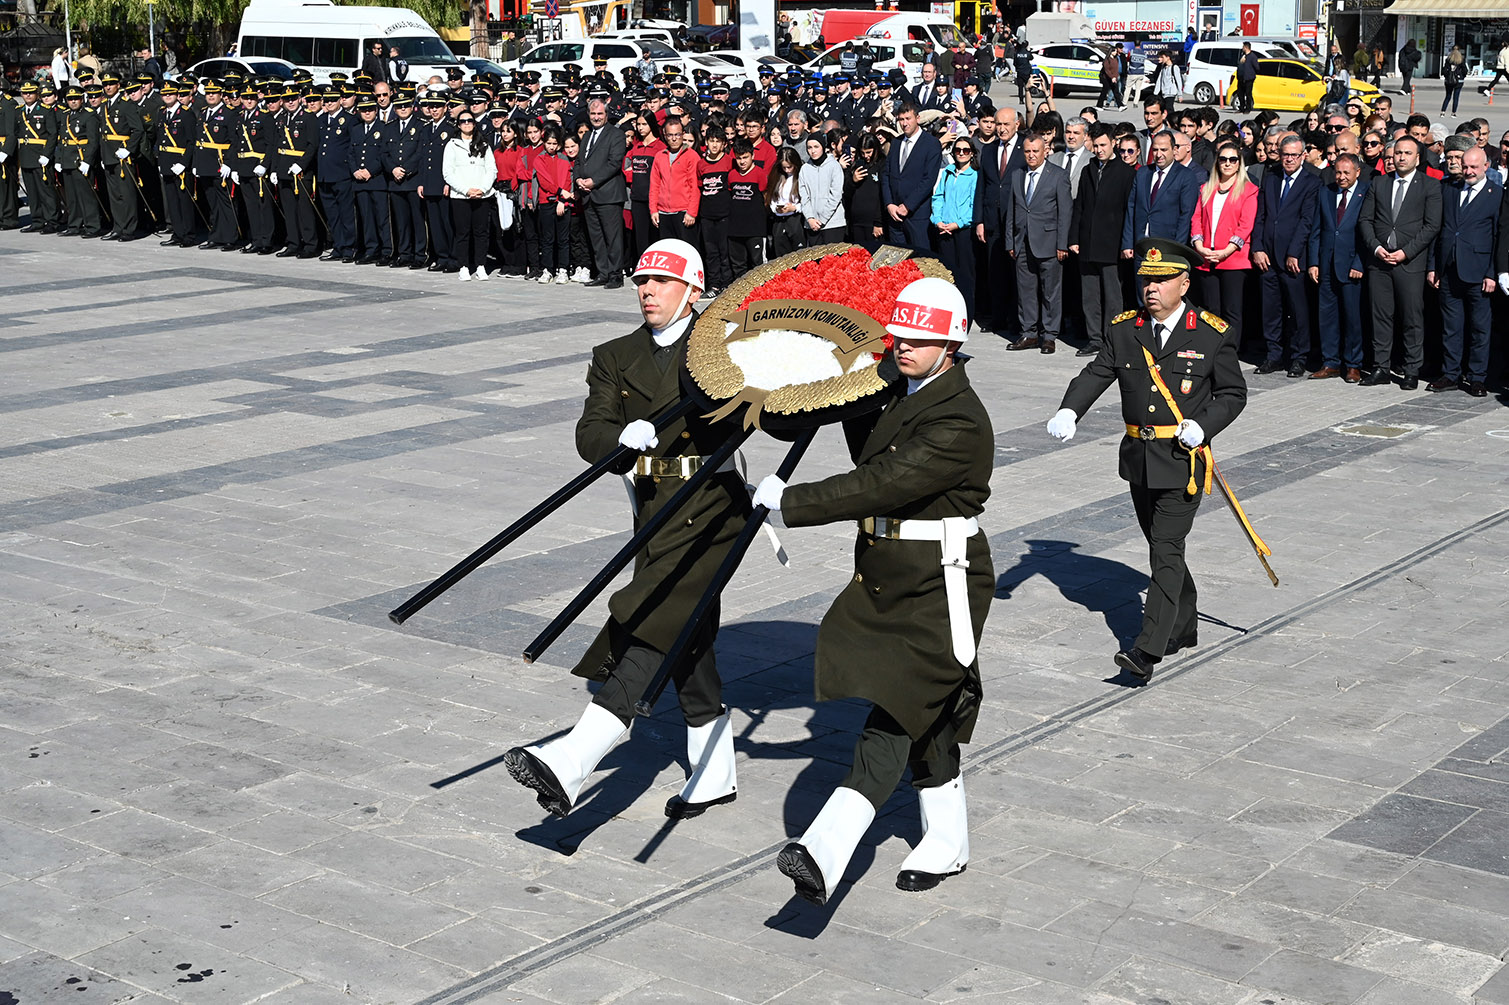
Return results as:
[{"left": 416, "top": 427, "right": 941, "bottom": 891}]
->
[
  {"left": 457, "top": 269, "right": 472, "bottom": 283},
  {"left": 555, "top": 270, "right": 571, "bottom": 284},
  {"left": 474, "top": 266, "right": 489, "bottom": 281},
  {"left": 536, "top": 270, "right": 555, "bottom": 284},
  {"left": 571, "top": 267, "right": 591, "bottom": 283}
]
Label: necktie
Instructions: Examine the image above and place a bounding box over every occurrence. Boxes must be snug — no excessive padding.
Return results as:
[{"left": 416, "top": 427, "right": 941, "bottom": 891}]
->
[
  {"left": 1149, "top": 169, "right": 1164, "bottom": 204},
  {"left": 999, "top": 141, "right": 1005, "bottom": 174},
  {"left": 1392, "top": 176, "right": 1406, "bottom": 218},
  {"left": 1155, "top": 323, "right": 1168, "bottom": 349},
  {"left": 1025, "top": 170, "right": 1036, "bottom": 205},
  {"left": 1336, "top": 189, "right": 1347, "bottom": 225},
  {"left": 1281, "top": 174, "right": 1292, "bottom": 202},
  {"left": 585, "top": 128, "right": 598, "bottom": 158},
  {"left": 1461, "top": 185, "right": 1473, "bottom": 209},
  {"left": 900, "top": 136, "right": 912, "bottom": 170}
]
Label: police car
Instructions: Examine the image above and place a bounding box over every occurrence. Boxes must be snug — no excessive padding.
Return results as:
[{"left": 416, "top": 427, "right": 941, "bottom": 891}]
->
[
  {"left": 1030, "top": 42, "right": 1119, "bottom": 96},
  {"left": 803, "top": 39, "right": 929, "bottom": 87}
]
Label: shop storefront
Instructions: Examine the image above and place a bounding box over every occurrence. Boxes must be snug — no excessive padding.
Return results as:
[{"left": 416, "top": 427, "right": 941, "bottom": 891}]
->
[{"left": 1383, "top": 0, "right": 1509, "bottom": 76}]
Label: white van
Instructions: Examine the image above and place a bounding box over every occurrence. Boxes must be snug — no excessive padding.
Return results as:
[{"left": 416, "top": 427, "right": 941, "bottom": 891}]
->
[
  {"left": 863, "top": 13, "right": 967, "bottom": 52},
  {"left": 1184, "top": 39, "right": 1289, "bottom": 104},
  {"left": 236, "top": 0, "right": 464, "bottom": 83}
]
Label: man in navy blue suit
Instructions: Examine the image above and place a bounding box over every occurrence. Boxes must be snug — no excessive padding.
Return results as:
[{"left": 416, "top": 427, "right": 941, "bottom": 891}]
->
[
  {"left": 1307, "top": 153, "right": 1369, "bottom": 382},
  {"left": 882, "top": 104, "right": 943, "bottom": 253},
  {"left": 1429, "top": 145, "right": 1500, "bottom": 397},
  {"left": 1252, "top": 133, "right": 1321, "bottom": 376},
  {"left": 975, "top": 107, "right": 1027, "bottom": 336},
  {"left": 1120, "top": 131, "right": 1198, "bottom": 264}
]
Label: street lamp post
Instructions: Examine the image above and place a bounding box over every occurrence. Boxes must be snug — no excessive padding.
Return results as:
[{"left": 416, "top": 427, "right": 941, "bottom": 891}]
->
[
  {"left": 147, "top": 0, "right": 155, "bottom": 60},
  {"left": 63, "top": 0, "right": 72, "bottom": 63}
]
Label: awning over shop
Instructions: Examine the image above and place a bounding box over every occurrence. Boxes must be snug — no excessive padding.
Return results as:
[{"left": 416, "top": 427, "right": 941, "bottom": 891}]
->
[{"left": 1382, "top": 0, "right": 1509, "bottom": 15}]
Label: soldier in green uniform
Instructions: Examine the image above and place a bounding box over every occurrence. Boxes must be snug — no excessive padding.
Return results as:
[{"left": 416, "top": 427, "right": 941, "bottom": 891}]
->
[
  {"left": 98, "top": 74, "right": 146, "bottom": 240},
  {"left": 753, "top": 277, "right": 995, "bottom": 907},
  {"left": 56, "top": 86, "right": 102, "bottom": 237},
  {"left": 16, "top": 83, "right": 58, "bottom": 232},
  {"left": 505, "top": 239, "right": 752, "bottom": 822},
  {"left": 193, "top": 81, "right": 240, "bottom": 249},
  {"left": 155, "top": 82, "right": 196, "bottom": 246},
  {"left": 131, "top": 75, "right": 165, "bottom": 232},
  {"left": 37, "top": 86, "right": 68, "bottom": 230},
  {"left": 1048, "top": 238, "right": 1248, "bottom": 682},
  {"left": 0, "top": 86, "right": 19, "bottom": 229},
  {"left": 273, "top": 86, "right": 320, "bottom": 258}
]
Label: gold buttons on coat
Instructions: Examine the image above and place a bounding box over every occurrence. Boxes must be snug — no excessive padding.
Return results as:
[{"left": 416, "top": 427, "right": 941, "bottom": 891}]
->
[
  {"left": 853, "top": 573, "right": 863, "bottom": 583},
  {"left": 681, "top": 431, "right": 691, "bottom": 439},
  {"left": 888, "top": 445, "right": 897, "bottom": 452},
  {"left": 620, "top": 390, "right": 630, "bottom": 398},
  {"left": 1148, "top": 405, "right": 1156, "bottom": 413}
]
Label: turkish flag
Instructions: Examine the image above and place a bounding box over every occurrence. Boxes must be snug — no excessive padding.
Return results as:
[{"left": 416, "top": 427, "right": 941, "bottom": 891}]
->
[{"left": 1240, "top": 4, "right": 1259, "bottom": 35}]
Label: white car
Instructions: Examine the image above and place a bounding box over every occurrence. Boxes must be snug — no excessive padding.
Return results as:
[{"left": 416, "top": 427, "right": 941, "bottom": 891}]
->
[
  {"left": 803, "top": 39, "right": 929, "bottom": 87},
  {"left": 173, "top": 56, "right": 316, "bottom": 83},
  {"left": 686, "top": 50, "right": 793, "bottom": 89},
  {"left": 504, "top": 38, "right": 680, "bottom": 80},
  {"left": 1183, "top": 40, "right": 1288, "bottom": 104},
  {"left": 1030, "top": 42, "right": 1118, "bottom": 97}
]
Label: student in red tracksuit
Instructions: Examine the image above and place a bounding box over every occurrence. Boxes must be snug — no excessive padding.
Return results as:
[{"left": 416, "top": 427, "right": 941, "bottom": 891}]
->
[
  {"left": 492, "top": 121, "right": 524, "bottom": 277},
  {"left": 648, "top": 115, "right": 700, "bottom": 245},
  {"left": 627, "top": 113, "right": 665, "bottom": 262},
  {"left": 695, "top": 128, "right": 734, "bottom": 295},
  {"left": 515, "top": 118, "right": 545, "bottom": 280},
  {"left": 531, "top": 123, "right": 574, "bottom": 284}
]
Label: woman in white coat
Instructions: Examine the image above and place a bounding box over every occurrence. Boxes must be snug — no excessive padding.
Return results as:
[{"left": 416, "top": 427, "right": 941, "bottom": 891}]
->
[
  {"left": 442, "top": 113, "right": 497, "bottom": 282},
  {"left": 799, "top": 132, "right": 846, "bottom": 246}
]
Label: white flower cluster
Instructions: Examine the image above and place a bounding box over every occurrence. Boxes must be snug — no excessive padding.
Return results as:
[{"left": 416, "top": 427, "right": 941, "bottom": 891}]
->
[{"left": 724, "top": 323, "right": 878, "bottom": 391}]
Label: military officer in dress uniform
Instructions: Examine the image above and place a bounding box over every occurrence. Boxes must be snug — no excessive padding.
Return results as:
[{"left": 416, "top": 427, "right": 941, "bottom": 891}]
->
[
  {"left": 232, "top": 86, "right": 275, "bottom": 253},
  {"left": 194, "top": 82, "right": 240, "bottom": 249},
  {"left": 349, "top": 94, "right": 392, "bottom": 264},
  {"left": 0, "top": 86, "right": 21, "bottom": 229},
  {"left": 1048, "top": 238, "right": 1248, "bottom": 682},
  {"left": 15, "top": 83, "right": 58, "bottom": 232},
  {"left": 753, "top": 278, "right": 995, "bottom": 907},
  {"left": 317, "top": 87, "right": 357, "bottom": 262},
  {"left": 505, "top": 239, "right": 751, "bottom": 822},
  {"left": 386, "top": 92, "right": 426, "bottom": 268},
  {"left": 155, "top": 82, "right": 197, "bottom": 246},
  {"left": 56, "top": 86, "right": 102, "bottom": 237},
  {"left": 98, "top": 74, "right": 146, "bottom": 240},
  {"left": 131, "top": 75, "right": 165, "bottom": 231},
  {"left": 273, "top": 87, "right": 320, "bottom": 258}
]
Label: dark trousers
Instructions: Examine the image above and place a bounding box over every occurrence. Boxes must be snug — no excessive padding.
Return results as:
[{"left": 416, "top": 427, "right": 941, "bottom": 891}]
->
[
  {"left": 1129, "top": 481, "right": 1202, "bottom": 658},
  {"left": 451, "top": 197, "right": 491, "bottom": 271},
  {"left": 1439, "top": 271, "right": 1492, "bottom": 382},
  {"left": 1258, "top": 264, "right": 1311, "bottom": 364},
  {"left": 536, "top": 202, "right": 568, "bottom": 272},
  {"left": 658, "top": 208, "right": 698, "bottom": 247},
  {"left": 200, "top": 174, "right": 238, "bottom": 245},
  {"left": 569, "top": 209, "right": 591, "bottom": 275},
  {"left": 886, "top": 211, "right": 930, "bottom": 253},
  {"left": 631, "top": 199, "right": 656, "bottom": 263},
  {"left": 700, "top": 215, "right": 732, "bottom": 289},
  {"left": 104, "top": 160, "right": 139, "bottom": 235},
  {"left": 847, "top": 219, "right": 883, "bottom": 253},
  {"left": 389, "top": 189, "right": 424, "bottom": 262},
  {"left": 63, "top": 169, "right": 101, "bottom": 233},
  {"left": 163, "top": 169, "right": 195, "bottom": 242},
  {"left": 1315, "top": 271, "right": 1363, "bottom": 369},
  {"left": 138, "top": 155, "right": 163, "bottom": 227},
  {"left": 583, "top": 198, "right": 624, "bottom": 278},
  {"left": 770, "top": 214, "right": 802, "bottom": 257},
  {"left": 985, "top": 230, "right": 1017, "bottom": 336},
  {"left": 1368, "top": 265, "right": 1426, "bottom": 376},
  {"left": 1234, "top": 78, "right": 1254, "bottom": 112},
  {"left": 840, "top": 703, "right": 962, "bottom": 812},
  {"left": 519, "top": 201, "right": 541, "bottom": 273},
  {"left": 806, "top": 224, "right": 844, "bottom": 247},
  {"left": 936, "top": 229, "right": 976, "bottom": 326},
  {"left": 321, "top": 179, "right": 356, "bottom": 255},
  {"left": 424, "top": 193, "right": 454, "bottom": 267},
  {"left": 355, "top": 187, "right": 391, "bottom": 258},
  {"left": 0, "top": 164, "right": 18, "bottom": 227},
  {"left": 729, "top": 234, "right": 763, "bottom": 277},
  {"left": 281, "top": 177, "right": 319, "bottom": 253},
  {"left": 21, "top": 166, "right": 55, "bottom": 226},
  {"left": 240, "top": 173, "right": 277, "bottom": 250},
  {"left": 1016, "top": 250, "right": 1063, "bottom": 341},
  {"left": 1081, "top": 259, "right": 1124, "bottom": 351},
  {"left": 1195, "top": 267, "right": 1247, "bottom": 351},
  {"left": 590, "top": 617, "right": 723, "bottom": 729}
]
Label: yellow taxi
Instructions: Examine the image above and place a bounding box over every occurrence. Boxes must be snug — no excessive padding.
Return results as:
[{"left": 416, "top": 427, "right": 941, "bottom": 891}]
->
[{"left": 1225, "top": 58, "right": 1380, "bottom": 111}]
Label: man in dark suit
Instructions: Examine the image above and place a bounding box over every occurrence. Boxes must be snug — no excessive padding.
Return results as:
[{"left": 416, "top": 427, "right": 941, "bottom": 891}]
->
[
  {"left": 1358, "top": 135, "right": 1443, "bottom": 389},
  {"left": 1004, "top": 134, "right": 1073, "bottom": 353},
  {"left": 1306, "top": 153, "right": 1369, "bottom": 382},
  {"left": 1430, "top": 146, "right": 1500, "bottom": 397},
  {"left": 1121, "top": 130, "right": 1198, "bottom": 256},
  {"left": 974, "top": 106, "right": 1026, "bottom": 335},
  {"left": 909, "top": 63, "right": 950, "bottom": 112},
  {"left": 1072, "top": 122, "right": 1137, "bottom": 356},
  {"left": 1048, "top": 239, "right": 1247, "bottom": 683},
  {"left": 1252, "top": 133, "right": 1321, "bottom": 375},
  {"left": 575, "top": 97, "right": 628, "bottom": 288},
  {"left": 882, "top": 104, "right": 942, "bottom": 252}
]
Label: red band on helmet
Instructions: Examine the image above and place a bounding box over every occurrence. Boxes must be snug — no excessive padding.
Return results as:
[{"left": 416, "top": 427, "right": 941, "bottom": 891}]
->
[
  {"left": 636, "top": 249, "right": 688, "bottom": 276},
  {"left": 889, "top": 301, "right": 951, "bottom": 336}
]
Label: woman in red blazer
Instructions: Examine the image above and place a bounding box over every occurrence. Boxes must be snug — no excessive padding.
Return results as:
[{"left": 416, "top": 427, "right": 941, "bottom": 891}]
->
[{"left": 1190, "top": 138, "right": 1258, "bottom": 348}]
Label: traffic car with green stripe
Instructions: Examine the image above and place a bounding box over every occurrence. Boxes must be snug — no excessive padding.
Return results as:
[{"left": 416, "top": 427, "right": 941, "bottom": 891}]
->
[{"left": 1031, "top": 42, "right": 1120, "bottom": 96}]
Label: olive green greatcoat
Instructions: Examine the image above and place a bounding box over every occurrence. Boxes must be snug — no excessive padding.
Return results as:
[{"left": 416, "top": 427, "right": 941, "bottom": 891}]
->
[
  {"left": 570, "top": 315, "right": 752, "bottom": 680},
  {"left": 781, "top": 362, "right": 995, "bottom": 743}
]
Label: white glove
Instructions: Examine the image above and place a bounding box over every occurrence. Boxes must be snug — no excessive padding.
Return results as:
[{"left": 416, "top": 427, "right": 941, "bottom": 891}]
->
[
  {"left": 752, "top": 475, "right": 785, "bottom": 512},
  {"left": 1177, "top": 419, "right": 1205, "bottom": 448},
  {"left": 617, "top": 419, "right": 659, "bottom": 451},
  {"left": 1046, "top": 408, "right": 1077, "bottom": 441},
  {"left": 79, "top": 161, "right": 90, "bottom": 176},
  {"left": 115, "top": 147, "right": 129, "bottom": 159},
  {"left": 1498, "top": 272, "right": 1509, "bottom": 291},
  {"left": 289, "top": 163, "right": 302, "bottom": 175},
  {"left": 218, "top": 163, "right": 231, "bottom": 179},
  {"left": 37, "top": 155, "right": 48, "bottom": 167},
  {"left": 269, "top": 172, "right": 277, "bottom": 185},
  {"left": 253, "top": 165, "right": 266, "bottom": 176},
  {"left": 231, "top": 171, "right": 240, "bottom": 184},
  {"left": 0, "top": 151, "right": 7, "bottom": 163},
  {"left": 171, "top": 163, "right": 185, "bottom": 175}
]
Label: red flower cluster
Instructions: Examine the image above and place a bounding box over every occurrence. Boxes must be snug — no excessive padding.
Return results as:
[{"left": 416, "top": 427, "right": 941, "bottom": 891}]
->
[{"left": 738, "top": 247, "right": 924, "bottom": 352}]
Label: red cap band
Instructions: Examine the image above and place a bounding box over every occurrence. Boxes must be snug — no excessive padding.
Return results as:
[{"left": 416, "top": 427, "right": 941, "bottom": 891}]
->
[
  {"left": 889, "top": 300, "right": 952, "bottom": 336},
  {"left": 636, "top": 249, "right": 688, "bottom": 276}
]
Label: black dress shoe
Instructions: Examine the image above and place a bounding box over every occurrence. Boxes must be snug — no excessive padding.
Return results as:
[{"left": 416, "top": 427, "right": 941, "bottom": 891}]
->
[
  {"left": 603, "top": 276, "right": 623, "bottom": 289},
  {"left": 240, "top": 244, "right": 259, "bottom": 254},
  {"left": 408, "top": 261, "right": 425, "bottom": 270},
  {"left": 1254, "top": 359, "right": 1283, "bottom": 374},
  {"left": 776, "top": 843, "right": 829, "bottom": 906},
  {"left": 426, "top": 261, "right": 444, "bottom": 271},
  {"left": 221, "top": 243, "right": 245, "bottom": 252},
  {"left": 198, "top": 241, "right": 221, "bottom": 250},
  {"left": 19, "top": 224, "right": 41, "bottom": 233},
  {"left": 298, "top": 250, "right": 320, "bottom": 259},
  {"left": 1040, "top": 341, "right": 1057, "bottom": 354},
  {"left": 1075, "top": 346, "right": 1100, "bottom": 357},
  {"left": 57, "top": 228, "right": 77, "bottom": 237},
  {"left": 99, "top": 231, "right": 119, "bottom": 241},
  {"left": 341, "top": 255, "right": 356, "bottom": 264},
  {"left": 355, "top": 255, "right": 376, "bottom": 265},
  {"left": 320, "top": 251, "right": 340, "bottom": 261},
  {"left": 1164, "top": 634, "right": 1198, "bottom": 657},
  {"left": 1358, "top": 369, "right": 1394, "bottom": 387},
  {"left": 664, "top": 790, "right": 737, "bottom": 819},
  {"left": 117, "top": 232, "right": 144, "bottom": 242},
  {"left": 1286, "top": 362, "right": 1307, "bottom": 378},
  {"left": 1114, "top": 648, "right": 1159, "bottom": 681},
  {"left": 583, "top": 274, "right": 609, "bottom": 287},
  {"left": 502, "top": 747, "right": 571, "bottom": 818},
  {"left": 897, "top": 862, "right": 966, "bottom": 892},
  {"left": 1463, "top": 380, "right": 1489, "bottom": 397},
  {"left": 275, "top": 247, "right": 299, "bottom": 258},
  {"left": 1007, "top": 337, "right": 1042, "bottom": 351},
  {"left": 1427, "top": 378, "right": 1457, "bottom": 393},
  {"left": 1399, "top": 376, "right": 1419, "bottom": 391},
  {"left": 160, "top": 237, "right": 180, "bottom": 246}
]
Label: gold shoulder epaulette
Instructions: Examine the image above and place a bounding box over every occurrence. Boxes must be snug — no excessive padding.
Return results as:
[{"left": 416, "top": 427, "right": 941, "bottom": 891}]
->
[
  {"left": 1112, "top": 309, "right": 1139, "bottom": 324},
  {"left": 1199, "top": 310, "right": 1229, "bottom": 333}
]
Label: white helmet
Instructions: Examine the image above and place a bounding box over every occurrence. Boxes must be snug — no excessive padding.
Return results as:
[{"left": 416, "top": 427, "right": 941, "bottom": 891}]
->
[
  {"left": 632, "top": 239, "right": 705, "bottom": 290},
  {"left": 885, "top": 276, "right": 969, "bottom": 344}
]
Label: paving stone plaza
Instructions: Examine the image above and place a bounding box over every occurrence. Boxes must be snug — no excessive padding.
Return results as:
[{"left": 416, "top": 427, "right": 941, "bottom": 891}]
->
[{"left": 3, "top": 218, "right": 1509, "bottom": 1005}]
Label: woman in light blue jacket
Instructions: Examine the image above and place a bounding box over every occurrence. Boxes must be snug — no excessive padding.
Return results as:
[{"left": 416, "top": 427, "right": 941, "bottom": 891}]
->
[
  {"left": 799, "top": 132, "right": 846, "bottom": 245},
  {"left": 931, "top": 137, "right": 978, "bottom": 324}
]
